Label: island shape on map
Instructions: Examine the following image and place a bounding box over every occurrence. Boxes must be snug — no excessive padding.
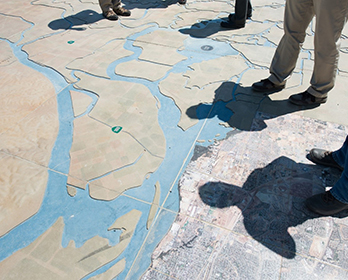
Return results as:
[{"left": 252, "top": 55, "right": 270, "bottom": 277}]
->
[{"left": 68, "top": 73, "right": 166, "bottom": 200}]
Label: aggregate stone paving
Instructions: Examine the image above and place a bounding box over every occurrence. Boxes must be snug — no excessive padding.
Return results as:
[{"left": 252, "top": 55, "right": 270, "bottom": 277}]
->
[{"left": 1, "top": 0, "right": 348, "bottom": 279}]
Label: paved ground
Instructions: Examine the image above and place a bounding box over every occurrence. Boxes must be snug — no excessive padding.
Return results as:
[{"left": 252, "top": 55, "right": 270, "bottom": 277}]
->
[{"left": 1, "top": 0, "right": 348, "bottom": 279}]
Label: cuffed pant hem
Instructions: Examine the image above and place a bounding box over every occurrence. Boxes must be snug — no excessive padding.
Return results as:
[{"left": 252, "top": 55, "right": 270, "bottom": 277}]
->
[
  {"left": 307, "top": 86, "right": 329, "bottom": 99},
  {"left": 330, "top": 188, "right": 348, "bottom": 204},
  {"left": 268, "top": 74, "right": 286, "bottom": 86}
]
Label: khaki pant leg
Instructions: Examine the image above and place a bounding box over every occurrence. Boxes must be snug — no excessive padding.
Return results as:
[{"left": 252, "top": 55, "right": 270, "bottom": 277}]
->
[
  {"left": 112, "top": 0, "right": 122, "bottom": 9},
  {"left": 99, "top": 0, "right": 113, "bottom": 13},
  {"left": 269, "top": 0, "right": 314, "bottom": 85},
  {"left": 307, "top": 0, "right": 348, "bottom": 97}
]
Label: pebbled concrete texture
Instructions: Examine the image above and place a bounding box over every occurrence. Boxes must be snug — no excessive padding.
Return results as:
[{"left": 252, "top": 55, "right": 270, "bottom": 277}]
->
[{"left": 1, "top": 0, "right": 348, "bottom": 279}]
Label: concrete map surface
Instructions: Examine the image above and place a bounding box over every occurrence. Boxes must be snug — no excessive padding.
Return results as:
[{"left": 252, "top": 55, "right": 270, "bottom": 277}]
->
[{"left": 1, "top": 0, "right": 348, "bottom": 279}]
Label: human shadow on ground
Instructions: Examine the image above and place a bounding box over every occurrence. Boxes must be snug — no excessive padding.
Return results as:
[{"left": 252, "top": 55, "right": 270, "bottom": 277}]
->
[
  {"left": 48, "top": 0, "right": 184, "bottom": 30},
  {"left": 48, "top": 9, "right": 104, "bottom": 31},
  {"left": 198, "top": 156, "right": 347, "bottom": 259},
  {"left": 180, "top": 18, "right": 236, "bottom": 38},
  {"left": 122, "top": 0, "right": 182, "bottom": 10},
  {"left": 186, "top": 81, "right": 320, "bottom": 131}
]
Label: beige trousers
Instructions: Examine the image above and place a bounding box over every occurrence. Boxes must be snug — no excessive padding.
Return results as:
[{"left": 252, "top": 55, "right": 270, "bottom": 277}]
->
[
  {"left": 99, "top": 0, "right": 121, "bottom": 13},
  {"left": 268, "top": 0, "right": 348, "bottom": 97}
]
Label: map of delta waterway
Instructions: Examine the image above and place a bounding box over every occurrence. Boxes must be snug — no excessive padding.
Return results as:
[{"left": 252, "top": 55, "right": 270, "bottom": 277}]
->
[{"left": 2, "top": 0, "right": 348, "bottom": 279}]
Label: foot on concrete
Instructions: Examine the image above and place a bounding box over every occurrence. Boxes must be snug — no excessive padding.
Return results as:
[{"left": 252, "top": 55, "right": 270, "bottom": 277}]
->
[
  {"left": 251, "top": 78, "right": 285, "bottom": 92},
  {"left": 103, "top": 8, "right": 118, "bottom": 20},
  {"left": 289, "top": 91, "right": 327, "bottom": 106},
  {"left": 178, "top": 0, "right": 187, "bottom": 4},
  {"left": 220, "top": 20, "right": 244, "bottom": 29},
  {"left": 114, "top": 6, "right": 131, "bottom": 16},
  {"left": 309, "top": 148, "right": 343, "bottom": 171},
  {"left": 228, "top": 13, "right": 252, "bottom": 22},
  {"left": 306, "top": 191, "right": 348, "bottom": 215}
]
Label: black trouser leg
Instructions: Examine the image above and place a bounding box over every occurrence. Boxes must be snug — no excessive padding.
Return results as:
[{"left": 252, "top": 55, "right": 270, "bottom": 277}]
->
[
  {"left": 247, "top": 0, "right": 252, "bottom": 17},
  {"left": 235, "top": 0, "right": 251, "bottom": 24}
]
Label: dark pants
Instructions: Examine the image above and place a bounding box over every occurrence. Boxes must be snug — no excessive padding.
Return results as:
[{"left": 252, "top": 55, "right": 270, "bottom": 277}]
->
[{"left": 235, "top": 0, "right": 252, "bottom": 24}]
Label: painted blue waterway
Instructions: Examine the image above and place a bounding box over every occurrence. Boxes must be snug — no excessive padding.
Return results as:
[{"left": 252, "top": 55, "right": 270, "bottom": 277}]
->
[{"left": 0, "top": 25, "right": 238, "bottom": 279}]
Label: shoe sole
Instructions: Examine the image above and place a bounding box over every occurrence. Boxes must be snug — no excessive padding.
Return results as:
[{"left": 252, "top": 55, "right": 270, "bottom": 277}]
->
[
  {"left": 221, "top": 26, "right": 245, "bottom": 29},
  {"left": 305, "top": 198, "right": 348, "bottom": 215},
  {"left": 220, "top": 23, "right": 244, "bottom": 29},
  {"left": 251, "top": 84, "right": 285, "bottom": 93},
  {"left": 115, "top": 13, "right": 131, "bottom": 16},
  {"left": 105, "top": 16, "right": 118, "bottom": 20},
  {"left": 289, "top": 97, "right": 327, "bottom": 106}
]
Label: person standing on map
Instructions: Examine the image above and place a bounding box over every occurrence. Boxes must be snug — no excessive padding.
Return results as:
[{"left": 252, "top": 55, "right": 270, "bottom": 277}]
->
[
  {"left": 306, "top": 136, "right": 348, "bottom": 215},
  {"left": 220, "top": 0, "right": 252, "bottom": 29},
  {"left": 99, "top": 0, "right": 131, "bottom": 20},
  {"left": 251, "top": 0, "right": 348, "bottom": 106}
]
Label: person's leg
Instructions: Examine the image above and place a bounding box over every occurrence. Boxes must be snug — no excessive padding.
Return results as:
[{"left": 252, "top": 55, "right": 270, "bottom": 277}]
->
[
  {"left": 331, "top": 136, "right": 348, "bottom": 203},
  {"left": 112, "top": 0, "right": 131, "bottom": 16},
  {"left": 234, "top": 0, "right": 249, "bottom": 25},
  {"left": 112, "top": 0, "right": 121, "bottom": 8},
  {"left": 222, "top": 0, "right": 249, "bottom": 28},
  {"left": 99, "top": 0, "right": 118, "bottom": 20},
  {"left": 306, "top": 136, "right": 348, "bottom": 215},
  {"left": 269, "top": 0, "right": 314, "bottom": 85},
  {"left": 306, "top": 0, "right": 348, "bottom": 98},
  {"left": 247, "top": 0, "right": 252, "bottom": 18},
  {"left": 308, "top": 136, "right": 347, "bottom": 171},
  {"left": 99, "top": 0, "right": 113, "bottom": 13},
  {"left": 332, "top": 136, "right": 348, "bottom": 167}
]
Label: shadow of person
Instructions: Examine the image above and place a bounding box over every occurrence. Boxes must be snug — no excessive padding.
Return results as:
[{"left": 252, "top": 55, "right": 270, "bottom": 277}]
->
[
  {"left": 48, "top": 0, "right": 185, "bottom": 31},
  {"left": 198, "top": 156, "right": 347, "bottom": 259},
  {"left": 48, "top": 10, "right": 103, "bottom": 31},
  {"left": 186, "top": 81, "right": 320, "bottom": 131},
  {"left": 179, "top": 19, "right": 226, "bottom": 39},
  {"left": 122, "top": 0, "right": 180, "bottom": 10}
]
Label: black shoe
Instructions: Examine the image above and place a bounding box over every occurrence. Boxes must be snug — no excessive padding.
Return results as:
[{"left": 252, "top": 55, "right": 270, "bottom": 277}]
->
[
  {"left": 305, "top": 191, "right": 348, "bottom": 215},
  {"left": 220, "top": 20, "right": 244, "bottom": 29},
  {"left": 309, "top": 148, "right": 343, "bottom": 171},
  {"left": 114, "top": 6, "right": 131, "bottom": 16},
  {"left": 178, "top": 0, "right": 186, "bottom": 4},
  {"left": 289, "top": 91, "right": 327, "bottom": 106},
  {"left": 228, "top": 13, "right": 252, "bottom": 22},
  {"left": 251, "top": 78, "right": 285, "bottom": 92}
]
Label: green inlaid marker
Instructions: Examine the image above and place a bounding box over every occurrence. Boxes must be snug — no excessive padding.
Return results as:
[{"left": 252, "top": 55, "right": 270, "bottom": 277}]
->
[
  {"left": 67, "top": 40, "right": 75, "bottom": 44},
  {"left": 112, "top": 126, "right": 122, "bottom": 133}
]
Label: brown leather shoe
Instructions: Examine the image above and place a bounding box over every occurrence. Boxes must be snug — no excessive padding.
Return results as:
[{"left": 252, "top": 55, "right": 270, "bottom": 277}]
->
[
  {"left": 306, "top": 191, "right": 348, "bottom": 215},
  {"left": 103, "top": 8, "right": 118, "bottom": 20},
  {"left": 289, "top": 91, "right": 327, "bottom": 106},
  {"left": 114, "top": 6, "right": 131, "bottom": 16},
  {"left": 309, "top": 148, "right": 343, "bottom": 171},
  {"left": 252, "top": 78, "right": 285, "bottom": 92}
]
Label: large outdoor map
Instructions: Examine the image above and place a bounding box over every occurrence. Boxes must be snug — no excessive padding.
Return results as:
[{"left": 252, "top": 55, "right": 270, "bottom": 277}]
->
[{"left": 1, "top": 0, "right": 348, "bottom": 279}]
